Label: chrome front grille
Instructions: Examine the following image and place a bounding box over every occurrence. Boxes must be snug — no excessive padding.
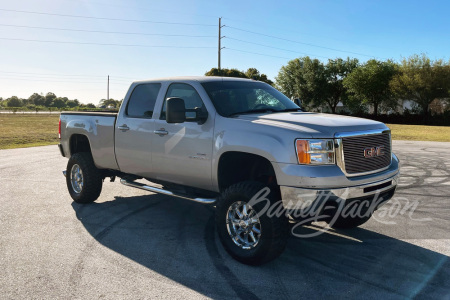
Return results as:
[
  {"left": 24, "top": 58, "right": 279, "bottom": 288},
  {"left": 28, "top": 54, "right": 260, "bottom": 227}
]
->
[{"left": 336, "top": 130, "right": 392, "bottom": 176}]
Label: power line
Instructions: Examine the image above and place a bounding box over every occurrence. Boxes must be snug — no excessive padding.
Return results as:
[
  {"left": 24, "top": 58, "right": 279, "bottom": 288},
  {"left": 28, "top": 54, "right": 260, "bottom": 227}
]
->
[
  {"left": 0, "top": 71, "right": 101, "bottom": 78},
  {"left": 225, "top": 37, "right": 330, "bottom": 59},
  {"left": 0, "top": 8, "right": 216, "bottom": 26},
  {"left": 0, "top": 73, "right": 129, "bottom": 82},
  {"left": 222, "top": 16, "right": 383, "bottom": 51},
  {"left": 0, "top": 24, "right": 216, "bottom": 38},
  {"left": 1, "top": 77, "right": 126, "bottom": 84},
  {"left": 1, "top": 88, "right": 124, "bottom": 92},
  {"left": 0, "top": 71, "right": 135, "bottom": 80},
  {"left": 62, "top": 0, "right": 219, "bottom": 19},
  {"left": 225, "top": 25, "right": 383, "bottom": 59},
  {"left": 0, "top": 76, "right": 130, "bottom": 84},
  {"left": 0, "top": 37, "right": 215, "bottom": 48},
  {"left": 225, "top": 48, "right": 291, "bottom": 60},
  {"left": 3, "top": 77, "right": 129, "bottom": 84}
]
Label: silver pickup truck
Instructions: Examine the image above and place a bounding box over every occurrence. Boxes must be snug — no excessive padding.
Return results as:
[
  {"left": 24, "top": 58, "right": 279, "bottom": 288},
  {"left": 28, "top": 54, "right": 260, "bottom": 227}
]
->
[{"left": 59, "top": 76, "right": 400, "bottom": 265}]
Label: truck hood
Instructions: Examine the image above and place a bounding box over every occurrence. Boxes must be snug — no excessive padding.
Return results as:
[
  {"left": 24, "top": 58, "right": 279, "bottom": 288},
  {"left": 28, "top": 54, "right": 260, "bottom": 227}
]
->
[{"left": 234, "top": 112, "right": 388, "bottom": 138}]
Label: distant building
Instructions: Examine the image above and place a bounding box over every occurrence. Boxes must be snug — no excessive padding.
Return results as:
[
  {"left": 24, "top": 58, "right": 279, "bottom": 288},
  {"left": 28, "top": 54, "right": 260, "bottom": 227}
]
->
[{"left": 396, "top": 98, "right": 448, "bottom": 114}]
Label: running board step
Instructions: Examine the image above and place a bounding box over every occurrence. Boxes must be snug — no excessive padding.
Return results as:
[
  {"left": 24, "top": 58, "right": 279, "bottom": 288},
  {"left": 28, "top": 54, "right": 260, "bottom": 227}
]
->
[{"left": 120, "top": 178, "right": 217, "bottom": 204}]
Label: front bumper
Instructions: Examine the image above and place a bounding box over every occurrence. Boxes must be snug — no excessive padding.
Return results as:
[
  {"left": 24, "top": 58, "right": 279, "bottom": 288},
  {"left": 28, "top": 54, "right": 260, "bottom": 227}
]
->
[{"left": 280, "top": 172, "right": 399, "bottom": 210}]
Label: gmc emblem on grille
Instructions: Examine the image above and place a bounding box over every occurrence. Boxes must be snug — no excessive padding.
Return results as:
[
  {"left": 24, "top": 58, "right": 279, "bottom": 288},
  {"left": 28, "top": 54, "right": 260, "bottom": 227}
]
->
[{"left": 364, "top": 146, "right": 385, "bottom": 158}]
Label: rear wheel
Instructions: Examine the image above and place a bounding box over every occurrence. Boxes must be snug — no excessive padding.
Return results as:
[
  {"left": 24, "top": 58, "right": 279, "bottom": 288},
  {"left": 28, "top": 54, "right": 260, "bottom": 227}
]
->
[
  {"left": 66, "top": 152, "right": 103, "bottom": 203},
  {"left": 216, "top": 181, "right": 289, "bottom": 265}
]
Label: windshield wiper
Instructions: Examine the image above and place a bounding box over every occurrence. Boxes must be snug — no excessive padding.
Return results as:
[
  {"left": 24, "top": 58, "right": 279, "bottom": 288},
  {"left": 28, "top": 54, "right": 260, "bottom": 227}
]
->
[{"left": 228, "top": 108, "right": 278, "bottom": 117}]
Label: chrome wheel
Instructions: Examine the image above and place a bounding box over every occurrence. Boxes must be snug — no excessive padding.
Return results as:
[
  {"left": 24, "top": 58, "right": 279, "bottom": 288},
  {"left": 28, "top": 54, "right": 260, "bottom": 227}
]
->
[
  {"left": 70, "top": 164, "right": 83, "bottom": 194},
  {"left": 226, "top": 201, "right": 262, "bottom": 250}
]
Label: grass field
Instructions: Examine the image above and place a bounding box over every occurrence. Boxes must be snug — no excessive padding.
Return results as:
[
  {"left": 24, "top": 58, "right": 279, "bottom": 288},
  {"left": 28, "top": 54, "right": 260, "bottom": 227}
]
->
[
  {"left": 0, "top": 114, "right": 60, "bottom": 149},
  {"left": 0, "top": 114, "right": 449, "bottom": 150},
  {"left": 386, "top": 124, "right": 450, "bottom": 142}
]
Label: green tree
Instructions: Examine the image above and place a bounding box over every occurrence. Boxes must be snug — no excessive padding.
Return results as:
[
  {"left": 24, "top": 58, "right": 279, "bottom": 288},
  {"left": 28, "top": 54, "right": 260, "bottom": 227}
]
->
[
  {"left": 343, "top": 59, "right": 398, "bottom": 116},
  {"left": 6, "top": 96, "right": 23, "bottom": 107},
  {"left": 28, "top": 93, "right": 45, "bottom": 106},
  {"left": 323, "top": 58, "right": 359, "bottom": 113},
  {"left": 390, "top": 54, "right": 450, "bottom": 121},
  {"left": 99, "top": 98, "right": 120, "bottom": 108},
  {"left": 52, "top": 97, "right": 67, "bottom": 108},
  {"left": 44, "top": 92, "right": 57, "bottom": 107},
  {"left": 66, "top": 99, "right": 80, "bottom": 108},
  {"left": 276, "top": 57, "right": 358, "bottom": 113},
  {"left": 205, "top": 67, "right": 273, "bottom": 84},
  {"left": 86, "top": 103, "right": 96, "bottom": 108},
  {"left": 35, "top": 106, "right": 44, "bottom": 114},
  {"left": 275, "top": 59, "right": 302, "bottom": 99},
  {"left": 245, "top": 67, "right": 259, "bottom": 79},
  {"left": 276, "top": 56, "right": 328, "bottom": 109},
  {"left": 244, "top": 68, "right": 274, "bottom": 85},
  {"left": 205, "top": 68, "right": 247, "bottom": 78}
]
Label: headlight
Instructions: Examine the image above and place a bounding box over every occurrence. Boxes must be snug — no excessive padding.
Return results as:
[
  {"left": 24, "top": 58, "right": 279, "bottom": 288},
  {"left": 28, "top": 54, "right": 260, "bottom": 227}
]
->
[{"left": 296, "top": 139, "right": 335, "bottom": 165}]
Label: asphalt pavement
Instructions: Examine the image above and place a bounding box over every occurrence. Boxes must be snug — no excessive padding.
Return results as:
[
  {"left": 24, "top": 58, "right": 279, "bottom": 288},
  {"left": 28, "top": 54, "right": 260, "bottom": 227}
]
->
[{"left": 0, "top": 141, "right": 449, "bottom": 299}]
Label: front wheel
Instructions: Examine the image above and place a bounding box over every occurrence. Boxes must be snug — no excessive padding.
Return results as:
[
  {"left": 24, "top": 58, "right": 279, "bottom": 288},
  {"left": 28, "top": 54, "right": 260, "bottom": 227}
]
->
[
  {"left": 66, "top": 152, "right": 103, "bottom": 203},
  {"left": 215, "top": 181, "right": 289, "bottom": 265}
]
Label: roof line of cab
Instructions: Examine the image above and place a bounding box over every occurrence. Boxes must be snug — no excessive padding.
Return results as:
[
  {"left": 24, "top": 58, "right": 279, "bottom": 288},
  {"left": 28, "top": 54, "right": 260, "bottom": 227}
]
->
[{"left": 131, "top": 76, "right": 256, "bottom": 84}]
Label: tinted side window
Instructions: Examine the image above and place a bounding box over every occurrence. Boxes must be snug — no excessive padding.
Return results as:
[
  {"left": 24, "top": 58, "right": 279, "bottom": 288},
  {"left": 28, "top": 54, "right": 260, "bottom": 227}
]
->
[
  {"left": 161, "top": 83, "right": 205, "bottom": 120},
  {"left": 126, "top": 83, "right": 161, "bottom": 118}
]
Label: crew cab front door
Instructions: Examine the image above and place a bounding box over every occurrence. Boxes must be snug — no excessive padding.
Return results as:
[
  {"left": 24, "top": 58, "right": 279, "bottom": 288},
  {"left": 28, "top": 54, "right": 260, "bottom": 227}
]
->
[{"left": 152, "top": 82, "right": 214, "bottom": 191}]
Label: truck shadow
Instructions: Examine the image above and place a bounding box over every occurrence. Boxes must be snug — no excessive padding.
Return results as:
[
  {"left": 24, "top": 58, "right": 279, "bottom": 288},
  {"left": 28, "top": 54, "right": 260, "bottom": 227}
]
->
[{"left": 72, "top": 194, "right": 449, "bottom": 299}]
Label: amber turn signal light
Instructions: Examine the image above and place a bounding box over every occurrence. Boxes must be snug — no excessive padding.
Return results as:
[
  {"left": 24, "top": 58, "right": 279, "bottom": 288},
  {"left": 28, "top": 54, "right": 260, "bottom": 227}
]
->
[{"left": 296, "top": 140, "right": 311, "bottom": 164}]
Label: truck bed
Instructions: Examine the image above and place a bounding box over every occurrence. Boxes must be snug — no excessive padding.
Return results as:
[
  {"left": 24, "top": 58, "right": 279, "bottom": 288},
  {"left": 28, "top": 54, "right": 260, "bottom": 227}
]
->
[{"left": 60, "top": 111, "right": 119, "bottom": 170}]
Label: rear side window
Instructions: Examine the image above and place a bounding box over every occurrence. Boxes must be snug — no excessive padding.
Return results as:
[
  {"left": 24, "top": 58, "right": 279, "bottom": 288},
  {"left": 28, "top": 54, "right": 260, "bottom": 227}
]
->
[{"left": 126, "top": 83, "right": 161, "bottom": 118}]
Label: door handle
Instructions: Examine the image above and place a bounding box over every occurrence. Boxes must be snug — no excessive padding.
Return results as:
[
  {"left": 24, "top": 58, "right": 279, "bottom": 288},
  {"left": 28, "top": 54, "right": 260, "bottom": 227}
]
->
[
  {"left": 118, "top": 124, "right": 130, "bottom": 131},
  {"left": 154, "top": 128, "right": 168, "bottom": 136}
]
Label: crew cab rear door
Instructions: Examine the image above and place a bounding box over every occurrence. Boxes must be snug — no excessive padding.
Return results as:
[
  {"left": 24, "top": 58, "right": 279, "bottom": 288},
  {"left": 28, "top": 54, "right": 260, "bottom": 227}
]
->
[
  {"left": 114, "top": 82, "right": 162, "bottom": 177},
  {"left": 152, "top": 82, "right": 214, "bottom": 191}
]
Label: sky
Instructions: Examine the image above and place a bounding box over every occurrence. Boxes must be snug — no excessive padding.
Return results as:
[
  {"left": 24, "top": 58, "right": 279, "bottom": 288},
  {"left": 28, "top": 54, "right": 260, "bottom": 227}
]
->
[{"left": 0, "top": 0, "right": 449, "bottom": 104}]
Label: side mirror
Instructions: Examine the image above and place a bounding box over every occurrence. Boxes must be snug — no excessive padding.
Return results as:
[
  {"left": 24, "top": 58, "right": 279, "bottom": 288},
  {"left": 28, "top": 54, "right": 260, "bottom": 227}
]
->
[
  {"left": 166, "top": 97, "right": 186, "bottom": 123},
  {"left": 293, "top": 98, "right": 302, "bottom": 107},
  {"left": 193, "top": 107, "right": 208, "bottom": 125}
]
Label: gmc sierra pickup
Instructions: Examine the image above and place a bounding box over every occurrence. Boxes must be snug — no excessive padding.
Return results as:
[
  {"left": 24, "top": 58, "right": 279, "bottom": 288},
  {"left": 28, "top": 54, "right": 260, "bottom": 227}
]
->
[{"left": 59, "top": 76, "right": 400, "bottom": 265}]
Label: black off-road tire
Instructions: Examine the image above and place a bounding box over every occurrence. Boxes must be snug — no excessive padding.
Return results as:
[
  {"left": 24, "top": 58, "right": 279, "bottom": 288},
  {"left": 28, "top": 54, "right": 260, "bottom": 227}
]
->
[
  {"left": 66, "top": 152, "right": 103, "bottom": 203},
  {"left": 215, "top": 181, "right": 289, "bottom": 265}
]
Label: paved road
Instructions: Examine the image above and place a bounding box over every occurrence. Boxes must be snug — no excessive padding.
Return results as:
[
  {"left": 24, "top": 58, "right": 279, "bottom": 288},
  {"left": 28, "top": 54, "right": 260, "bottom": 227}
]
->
[{"left": 1, "top": 141, "right": 449, "bottom": 299}]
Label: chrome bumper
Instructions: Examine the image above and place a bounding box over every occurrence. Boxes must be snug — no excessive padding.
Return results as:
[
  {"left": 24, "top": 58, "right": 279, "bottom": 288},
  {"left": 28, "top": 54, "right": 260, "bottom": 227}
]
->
[{"left": 280, "top": 172, "right": 399, "bottom": 210}]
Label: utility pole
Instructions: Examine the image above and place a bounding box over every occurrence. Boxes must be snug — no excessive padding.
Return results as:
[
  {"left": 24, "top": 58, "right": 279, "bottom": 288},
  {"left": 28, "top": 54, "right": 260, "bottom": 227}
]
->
[
  {"left": 218, "top": 17, "right": 225, "bottom": 71},
  {"left": 107, "top": 75, "right": 110, "bottom": 101}
]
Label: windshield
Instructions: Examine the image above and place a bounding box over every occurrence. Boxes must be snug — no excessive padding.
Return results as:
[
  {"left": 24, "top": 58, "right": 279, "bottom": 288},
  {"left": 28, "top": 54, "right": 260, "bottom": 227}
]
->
[{"left": 201, "top": 80, "right": 300, "bottom": 117}]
